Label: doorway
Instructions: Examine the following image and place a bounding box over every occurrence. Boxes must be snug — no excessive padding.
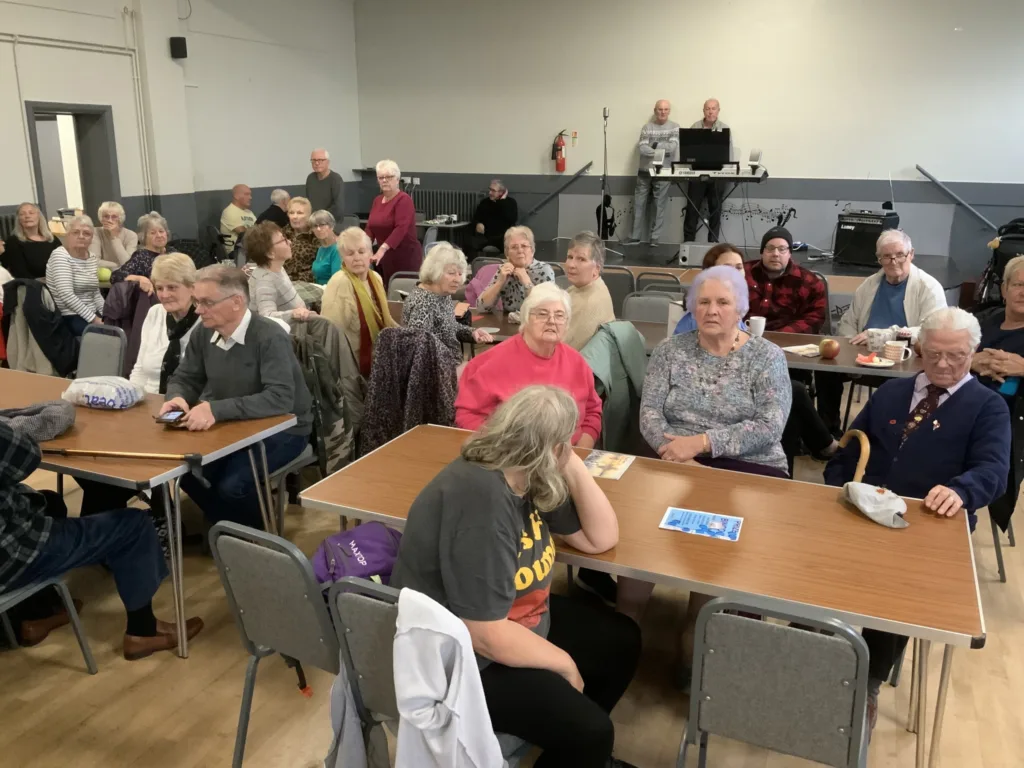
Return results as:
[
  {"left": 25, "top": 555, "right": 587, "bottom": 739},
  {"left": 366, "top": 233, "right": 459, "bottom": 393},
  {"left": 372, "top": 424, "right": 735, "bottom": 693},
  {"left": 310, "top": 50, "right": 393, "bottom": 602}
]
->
[{"left": 25, "top": 102, "right": 121, "bottom": 222}]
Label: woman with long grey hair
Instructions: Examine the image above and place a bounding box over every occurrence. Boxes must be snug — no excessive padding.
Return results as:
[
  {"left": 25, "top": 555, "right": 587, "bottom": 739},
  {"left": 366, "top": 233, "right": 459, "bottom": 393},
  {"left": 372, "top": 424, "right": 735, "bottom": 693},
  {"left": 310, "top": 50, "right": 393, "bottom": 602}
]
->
[{"left": 391, "top": 385, "right": 641, "bottom": 768}]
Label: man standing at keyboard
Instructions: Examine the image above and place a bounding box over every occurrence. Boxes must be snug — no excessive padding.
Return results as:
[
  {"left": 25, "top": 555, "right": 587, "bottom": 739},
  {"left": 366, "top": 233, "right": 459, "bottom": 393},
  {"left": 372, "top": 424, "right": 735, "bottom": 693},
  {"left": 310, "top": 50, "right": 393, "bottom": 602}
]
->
[
  {"left": 625, "top": 99, "right": 679, "bottom": 246},
  {"left": 683, "top": 99, "right": 730, "bottom": 243}
]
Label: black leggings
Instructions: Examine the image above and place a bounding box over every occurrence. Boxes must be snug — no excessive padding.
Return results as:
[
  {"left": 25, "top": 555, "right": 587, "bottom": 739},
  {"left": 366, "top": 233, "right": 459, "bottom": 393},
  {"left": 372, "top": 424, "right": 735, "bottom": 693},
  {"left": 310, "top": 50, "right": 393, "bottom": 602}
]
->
[
  {"left": 781, "top": 381, "right": 835, "bottom": 473},
  {"left": 478, "top": 594, "right": 641, "bottom": 767}
]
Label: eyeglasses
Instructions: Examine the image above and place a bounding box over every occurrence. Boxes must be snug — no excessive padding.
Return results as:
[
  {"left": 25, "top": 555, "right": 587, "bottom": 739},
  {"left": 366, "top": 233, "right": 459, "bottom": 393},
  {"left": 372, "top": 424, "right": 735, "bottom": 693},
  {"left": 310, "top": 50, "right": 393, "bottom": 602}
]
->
[
  {"left": 878, "top": 253, "right": 909, "bottom": 264},
  {"left": 763, "top": 245, "right": 790, "bottom": 255},
  {"left": 194, "top": 294, "right": 236, "bottom": 310},
  {"left": 311, "top": 158, "right": 328, "bottom": 163},
  {"left": 530, "top": 310, "right": 567, "bottom": 324},
  {"left": 922, "top": 350, "right": 969, "bottom": 365},
  {"left": 377, "top": 175, "right": 396, "bottom": 182}
]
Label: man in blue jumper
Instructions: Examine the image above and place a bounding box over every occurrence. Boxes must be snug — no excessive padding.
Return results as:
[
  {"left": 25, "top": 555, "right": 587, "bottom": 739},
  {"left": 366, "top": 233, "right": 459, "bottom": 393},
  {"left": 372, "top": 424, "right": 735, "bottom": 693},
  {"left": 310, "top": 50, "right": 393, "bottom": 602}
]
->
[{"left": 825, "top": 307, "right": 1010, "bottom": 729}]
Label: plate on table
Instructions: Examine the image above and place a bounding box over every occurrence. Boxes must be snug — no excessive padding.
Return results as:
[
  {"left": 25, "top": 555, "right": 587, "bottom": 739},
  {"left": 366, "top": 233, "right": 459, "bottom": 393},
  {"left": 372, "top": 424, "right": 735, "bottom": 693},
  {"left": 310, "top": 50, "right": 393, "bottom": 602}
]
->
[
  {"left": 856, "top": 357, "right": 895, "bottom": 368},
  {"left": 476, "top": 327, "right": 501, "bottom": 334}
]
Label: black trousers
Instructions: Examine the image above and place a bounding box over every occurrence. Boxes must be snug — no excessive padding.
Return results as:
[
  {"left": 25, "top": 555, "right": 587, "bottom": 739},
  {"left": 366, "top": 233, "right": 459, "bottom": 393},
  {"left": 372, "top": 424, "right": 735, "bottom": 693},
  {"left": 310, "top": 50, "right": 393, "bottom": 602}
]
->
[
  {"left": 683, "top": 180, "right": 724, "bottom": 242},
  {"left": 863, "top": 628, "right": 908, "bottom": 685},
  {"left": 478, "top": 594, "right": 641, "bottom": 767},
  {"left": 781, "top": 381, "right": 836, "bottom": 474},
  {"left": 469, "top": 232, "right": 505, "bottom": 254},
  {"left": 815, "top": 371, "right": 848, "bottom": 434}
]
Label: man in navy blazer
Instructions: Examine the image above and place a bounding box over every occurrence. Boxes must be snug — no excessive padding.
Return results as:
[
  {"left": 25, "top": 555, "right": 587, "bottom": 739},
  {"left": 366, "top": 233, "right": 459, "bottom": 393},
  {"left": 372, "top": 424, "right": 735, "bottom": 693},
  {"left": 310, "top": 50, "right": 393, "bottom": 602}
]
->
[{"left": 825, "top": 307, "right": 1010, "bottom": 729}]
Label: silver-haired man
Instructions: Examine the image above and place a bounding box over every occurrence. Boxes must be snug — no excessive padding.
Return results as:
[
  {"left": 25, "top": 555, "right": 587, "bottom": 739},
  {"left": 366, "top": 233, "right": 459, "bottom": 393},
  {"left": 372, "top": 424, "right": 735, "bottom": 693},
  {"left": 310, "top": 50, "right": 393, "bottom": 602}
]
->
[
  {"left": 255, "top": 188, "right": 291, "bottom": 228},
  {"left": 470, "top": 179, "right": 518, "bottom": 254},
  {"left": 825, "top": 307, "right": 1010, "bottom": 730},
  {"left": 305, "top": 148, "right": 344, "bottom": 222},
  {"left": 625, "top": 99, "right": 679, "bottom": 246},
  {"left": 816, "top": 229, "right": 948, "bottom": 434},
  {"left": 159, "top": 265, "right": 312, "bottom": 531},
  {"left": 683, "top": 98, "right": 730, "bottom": 243}
]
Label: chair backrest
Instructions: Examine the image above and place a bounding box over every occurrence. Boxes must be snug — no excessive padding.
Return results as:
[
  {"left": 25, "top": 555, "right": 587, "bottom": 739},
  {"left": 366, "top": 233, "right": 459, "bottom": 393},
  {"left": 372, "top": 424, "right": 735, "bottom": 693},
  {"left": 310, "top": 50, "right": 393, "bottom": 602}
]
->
[
  {"left": 555, "top": 274, "right": 570, "bottom": 289},
  {"left": 329, "top": 577, "right": 401, "bottom": 723},
  {"left": 388, "top": 277, "right": 419, "bottom": 302},
  {"left": 210, "top": 522, "right": 340, "bottom": 674},
  {"left": 688, "top": 597, "right": 869, "bottom": 768},
  {"left": 544, "top": 261, "right": 565, "bottom": 277},
  {"left": 621, "top": 291, "right": 672, "bottom": 324},
  {"left": 812, "top": 270, "right": 833, "bottom": 335},
  {"left": 340, "top": 215, "right": 360, "bottom": 230},
  {"left": 422, "top": 226, "right": 439, "bottom": 252},
  {"left": 204, "top": 225, "right": 228, "bottom": 264},
  {"left": 471, "top": 256, "right": 503, "bottom": 276},
  {"left": 77, "top": 324, "right": 127, "bottom": 379},
  {"left": 306, "top": 354, "right": 331, "bottom": 476},
  {"left": 600, "top": 266, "right": 637, "bottom": 317},
  {"left": 636, "top": 270, "right": 682, "bottom": 294}
]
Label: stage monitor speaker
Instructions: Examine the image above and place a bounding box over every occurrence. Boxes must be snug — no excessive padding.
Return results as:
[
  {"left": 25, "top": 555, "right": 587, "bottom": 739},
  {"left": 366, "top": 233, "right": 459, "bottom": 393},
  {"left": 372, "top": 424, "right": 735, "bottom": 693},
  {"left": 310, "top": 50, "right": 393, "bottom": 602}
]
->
[
  {"left": 834, "top": 210, "right": 900, "bottom": 266},
  {"left": 169, "top": 36, "right": 187, "bottom": 59}
]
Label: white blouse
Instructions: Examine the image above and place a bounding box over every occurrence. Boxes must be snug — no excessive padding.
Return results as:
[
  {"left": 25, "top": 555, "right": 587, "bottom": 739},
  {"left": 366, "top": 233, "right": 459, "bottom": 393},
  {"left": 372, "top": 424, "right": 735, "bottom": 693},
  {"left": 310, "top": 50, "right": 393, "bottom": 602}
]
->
[{"left": 129, "top": 303, "right": 198, "bottom": 394}]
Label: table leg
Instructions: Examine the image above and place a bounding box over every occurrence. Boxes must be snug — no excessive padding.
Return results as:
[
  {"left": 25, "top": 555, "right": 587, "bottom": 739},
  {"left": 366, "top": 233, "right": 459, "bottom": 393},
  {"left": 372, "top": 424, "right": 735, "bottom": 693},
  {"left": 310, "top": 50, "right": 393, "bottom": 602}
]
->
[
  {"left": 907, "top": 638, "right": 919, "bottom": 733},
  {"left": 247, "top": 446, "right": 273, "bottom": 534},
  {"left": 258, "top": 441, "right": 274, "bottom": 532},
  {"left": 916, "top": 639, "right": 931, "bottom": 768},
  {"left": 162, "top": 481, "right": 188, "bottom": 658},
  {"left": 928, "top": 646, "right": 954, "bottom": 767}
]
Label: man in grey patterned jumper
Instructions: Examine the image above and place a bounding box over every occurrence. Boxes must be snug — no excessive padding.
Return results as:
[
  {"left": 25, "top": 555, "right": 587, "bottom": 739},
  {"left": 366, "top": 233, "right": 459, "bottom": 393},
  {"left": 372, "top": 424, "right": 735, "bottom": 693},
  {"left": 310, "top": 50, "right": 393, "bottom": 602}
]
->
[{"left": 626, "top": 100, "right": 679, "bottom": 246}]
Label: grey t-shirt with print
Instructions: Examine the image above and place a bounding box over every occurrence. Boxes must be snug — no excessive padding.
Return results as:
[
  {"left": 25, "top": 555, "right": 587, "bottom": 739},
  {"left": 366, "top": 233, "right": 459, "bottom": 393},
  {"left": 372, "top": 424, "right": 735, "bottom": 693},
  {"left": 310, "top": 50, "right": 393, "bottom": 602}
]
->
[
  {"left": 390, "top": 457, "right": 581, "bottom": 667},
  {"left": 480, "top": 260, "right": 556, "bottom": 313}
]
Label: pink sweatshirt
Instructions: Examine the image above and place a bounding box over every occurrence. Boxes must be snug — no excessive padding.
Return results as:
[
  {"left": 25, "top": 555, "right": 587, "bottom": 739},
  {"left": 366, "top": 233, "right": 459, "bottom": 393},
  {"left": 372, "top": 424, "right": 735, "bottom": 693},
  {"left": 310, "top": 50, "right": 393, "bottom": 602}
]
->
[{"left": 455, "top": 335, "right": 603, "bottom": 444}]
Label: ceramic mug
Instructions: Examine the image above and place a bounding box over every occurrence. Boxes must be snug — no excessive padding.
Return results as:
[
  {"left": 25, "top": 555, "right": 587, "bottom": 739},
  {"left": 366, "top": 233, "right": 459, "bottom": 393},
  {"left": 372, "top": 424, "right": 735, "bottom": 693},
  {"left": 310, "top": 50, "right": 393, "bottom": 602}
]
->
[
  {"left": 748, "top": 316, "right": 766, "bottom": 338},
  {"left": 867, "top": 328, "right": 893, "bottom": 353},
  {"left": 883, "top": 340, "right": 914, "bottom": 362}
]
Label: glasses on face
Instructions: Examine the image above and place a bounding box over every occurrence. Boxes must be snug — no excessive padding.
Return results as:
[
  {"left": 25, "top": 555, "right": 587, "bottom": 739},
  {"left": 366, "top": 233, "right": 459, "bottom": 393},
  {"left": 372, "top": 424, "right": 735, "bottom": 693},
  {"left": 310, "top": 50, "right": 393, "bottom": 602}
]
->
[
  {"left": 530, "top": 310, "right": 567, "bottom": 324},
  {"left": 377, "top": 175, "right": 396, "bottom": 182},
  {"left": 194, "top": 294, "right": 236, "bottom": 310},
  {"left": 763, "top": 245, "right": 790, "bottom": 255},
  {"left": 311, "top": 158, "right": 327, "bottom": 164},
  {"left": 878, "top": 253, "right": 909, "bottom": 264},
  {"left": 922, "top": 350, "right": 969, "bottom": 365},
  {"left": 508, "top": 244, "right": 532, "bottom": 253}
]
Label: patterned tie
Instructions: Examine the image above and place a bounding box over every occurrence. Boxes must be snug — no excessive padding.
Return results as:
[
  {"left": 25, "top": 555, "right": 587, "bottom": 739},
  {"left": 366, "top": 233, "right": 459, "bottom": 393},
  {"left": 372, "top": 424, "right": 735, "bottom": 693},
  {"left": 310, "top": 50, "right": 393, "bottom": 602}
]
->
[{"left": 902, "top": 384, "right": 948, "bottom": 444}]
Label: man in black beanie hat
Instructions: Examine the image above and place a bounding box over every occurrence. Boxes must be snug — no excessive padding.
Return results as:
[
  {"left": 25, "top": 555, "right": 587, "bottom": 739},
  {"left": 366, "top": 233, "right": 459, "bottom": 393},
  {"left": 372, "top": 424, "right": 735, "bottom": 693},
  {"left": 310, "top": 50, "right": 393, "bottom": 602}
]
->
[{"left": 744, "top": 226, "right": 826, "bottom": 335}]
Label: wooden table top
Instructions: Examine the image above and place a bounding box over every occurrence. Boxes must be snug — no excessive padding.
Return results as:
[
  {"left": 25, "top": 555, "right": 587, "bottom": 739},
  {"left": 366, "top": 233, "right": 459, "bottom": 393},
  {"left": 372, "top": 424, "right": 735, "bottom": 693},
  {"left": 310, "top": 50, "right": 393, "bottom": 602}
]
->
[
  {"left": 0, "top": 369, "right": 296, "bottom": 489},
  {"left": 388, "top": 301, "right": 519, "bottom": 341},
  {"left": 301, "top": 425, "right": 984, "bottom": 648}
]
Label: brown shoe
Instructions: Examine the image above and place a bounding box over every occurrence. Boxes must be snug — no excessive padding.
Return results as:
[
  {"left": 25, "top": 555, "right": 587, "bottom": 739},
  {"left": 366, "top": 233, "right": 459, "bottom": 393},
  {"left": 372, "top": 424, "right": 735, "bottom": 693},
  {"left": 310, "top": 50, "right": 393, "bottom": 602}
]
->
[
  {"left": 123, "top": 617, "right": 204, "bottom": 660},
  {"left": 19, "top": 599, "right": 84, "bottom": 647}
]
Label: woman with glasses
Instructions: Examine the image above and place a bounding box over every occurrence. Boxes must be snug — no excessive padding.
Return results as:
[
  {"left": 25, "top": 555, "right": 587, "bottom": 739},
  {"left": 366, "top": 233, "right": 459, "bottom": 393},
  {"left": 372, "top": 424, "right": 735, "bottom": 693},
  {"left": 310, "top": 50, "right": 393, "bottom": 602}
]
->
[
  {"left": 478, "top": 225, "right": 555, "bottom": 313},
  {"left": 309, "top": 210, "right": 341, "bottom": 284},
  {"left": 456, "top": 282, "right": 602, "bottom": 449},
  {"left": 89, "top": 201, "right": 138, "bottom": 270},
  {"left": 366, "top": 158, "right": 421, "bottom": 290},
  {"left": 242, "top": 222, "right": 316, "bottom": 322}
]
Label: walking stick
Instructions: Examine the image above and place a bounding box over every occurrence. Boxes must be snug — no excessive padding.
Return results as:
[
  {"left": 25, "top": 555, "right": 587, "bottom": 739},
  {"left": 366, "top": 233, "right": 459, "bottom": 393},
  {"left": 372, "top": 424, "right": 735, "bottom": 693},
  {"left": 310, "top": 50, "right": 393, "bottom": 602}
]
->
[
  {"left": 837, "top": 429, "right": 870, "bottom": 482},
  {"left": 41, "top": 448, "right": 211, "bottom": 488}
]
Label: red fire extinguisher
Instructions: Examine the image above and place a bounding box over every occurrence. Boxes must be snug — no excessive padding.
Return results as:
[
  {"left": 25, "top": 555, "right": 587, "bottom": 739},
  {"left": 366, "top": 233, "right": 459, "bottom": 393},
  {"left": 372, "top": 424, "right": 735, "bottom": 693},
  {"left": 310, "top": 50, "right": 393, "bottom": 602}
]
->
[{"left": 551, "top": 130, "right": 567, "bottom": 173}]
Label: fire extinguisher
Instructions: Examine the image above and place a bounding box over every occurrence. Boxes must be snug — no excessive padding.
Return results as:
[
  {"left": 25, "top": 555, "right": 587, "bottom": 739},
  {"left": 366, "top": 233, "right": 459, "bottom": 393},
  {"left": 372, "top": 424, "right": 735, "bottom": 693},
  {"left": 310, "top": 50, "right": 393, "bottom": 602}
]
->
[{"left": 551, "top": 130, "right": 567, "bottom": 173}]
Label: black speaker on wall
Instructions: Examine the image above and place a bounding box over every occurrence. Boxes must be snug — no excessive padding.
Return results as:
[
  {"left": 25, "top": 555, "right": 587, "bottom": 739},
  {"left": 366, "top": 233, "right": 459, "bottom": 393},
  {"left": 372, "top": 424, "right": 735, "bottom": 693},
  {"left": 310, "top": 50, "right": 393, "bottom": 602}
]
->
[{"left": 169, "top": 36, "right": 188, "bottom": 59}]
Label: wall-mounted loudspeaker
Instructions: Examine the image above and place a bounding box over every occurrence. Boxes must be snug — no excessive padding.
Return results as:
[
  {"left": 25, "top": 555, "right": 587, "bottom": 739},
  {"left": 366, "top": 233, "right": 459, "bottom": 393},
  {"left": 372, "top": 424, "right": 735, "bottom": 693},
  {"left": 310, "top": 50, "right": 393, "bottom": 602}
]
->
[{"left": 169, "top": 37, "right": 188, "bottom": 59}]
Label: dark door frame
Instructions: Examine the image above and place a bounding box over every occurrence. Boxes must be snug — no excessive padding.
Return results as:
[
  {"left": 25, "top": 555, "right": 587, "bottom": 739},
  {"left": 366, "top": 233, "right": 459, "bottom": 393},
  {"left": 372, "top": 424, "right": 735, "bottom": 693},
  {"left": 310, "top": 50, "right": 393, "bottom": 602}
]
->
[{"left": 24, "top": 101, "right": 121, "bottom": 217}]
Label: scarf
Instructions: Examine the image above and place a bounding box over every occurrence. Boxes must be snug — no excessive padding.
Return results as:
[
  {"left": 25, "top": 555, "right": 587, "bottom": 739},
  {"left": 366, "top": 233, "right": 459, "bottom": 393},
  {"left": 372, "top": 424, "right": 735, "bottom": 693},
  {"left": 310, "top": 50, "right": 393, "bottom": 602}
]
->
[
  {"left": 345, "top": 267, "right": 393, "bottom": 342},
  {"left": 160, "top": 304, "right": 199, "bottom": 394}
]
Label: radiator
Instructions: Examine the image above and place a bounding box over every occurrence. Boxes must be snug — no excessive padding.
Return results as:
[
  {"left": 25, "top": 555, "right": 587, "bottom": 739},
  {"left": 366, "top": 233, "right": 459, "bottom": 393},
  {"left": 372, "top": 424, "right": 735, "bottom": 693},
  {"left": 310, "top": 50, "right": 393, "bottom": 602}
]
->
[
  {"left": 410, "top": 189, "right": 483, "bottom": 248},
  {"left": 0, "top": 214, "right": 16, "bottom": 241}
]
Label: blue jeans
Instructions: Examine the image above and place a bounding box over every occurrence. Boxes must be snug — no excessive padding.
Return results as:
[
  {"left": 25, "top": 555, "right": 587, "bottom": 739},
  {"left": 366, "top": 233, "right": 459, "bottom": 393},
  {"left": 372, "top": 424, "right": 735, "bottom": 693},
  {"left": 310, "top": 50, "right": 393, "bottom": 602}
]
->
[
  {"left": 63, "top": 315, "right": 90, "bottom": 336},
  {"left": 10, "top": 508, "right": 167, "bottom": 612},
  {"left": 180, "top": 432, "right": 309, "bottom": 529}
]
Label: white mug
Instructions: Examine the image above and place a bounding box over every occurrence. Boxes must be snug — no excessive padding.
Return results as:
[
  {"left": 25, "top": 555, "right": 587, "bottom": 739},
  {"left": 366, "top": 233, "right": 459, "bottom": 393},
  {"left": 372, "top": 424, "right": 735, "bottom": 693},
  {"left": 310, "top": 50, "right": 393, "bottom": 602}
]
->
[
  {"left": 748, "top": 316, "right": 766, "bottom": 337},
  {"left": 883, "top": 340, "right": 914, "bottom": 362},
  {"left": 866, "top": 328, "right": 893, "bottom": 353},
  {"left": 667, "top": 300, "right": 685, "bottom": 335}
]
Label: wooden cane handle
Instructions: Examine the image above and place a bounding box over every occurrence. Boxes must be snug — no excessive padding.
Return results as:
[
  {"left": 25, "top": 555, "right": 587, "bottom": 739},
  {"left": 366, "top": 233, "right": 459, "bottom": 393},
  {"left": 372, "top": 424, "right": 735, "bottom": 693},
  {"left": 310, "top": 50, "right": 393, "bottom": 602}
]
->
[{"left": 838, "top": 429, "right": 870, "bottom": 483}]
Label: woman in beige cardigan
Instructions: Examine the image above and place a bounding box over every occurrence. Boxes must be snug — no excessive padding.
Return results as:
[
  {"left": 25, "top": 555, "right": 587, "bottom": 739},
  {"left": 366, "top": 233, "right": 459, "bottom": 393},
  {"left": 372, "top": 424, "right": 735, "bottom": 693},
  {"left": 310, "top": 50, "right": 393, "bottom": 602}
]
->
[
  {"left": 321, "top": 226, "right": 398, "bottom": 376},
  {"left": 89, "top": 201, "right": 139, "bottom": 270}
]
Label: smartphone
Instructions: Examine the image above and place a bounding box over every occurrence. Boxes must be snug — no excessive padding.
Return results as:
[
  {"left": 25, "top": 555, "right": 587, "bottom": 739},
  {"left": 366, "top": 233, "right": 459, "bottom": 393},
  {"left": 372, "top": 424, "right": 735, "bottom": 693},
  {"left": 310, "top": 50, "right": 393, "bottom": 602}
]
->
[{"left": 155, "top": 410, "right": 185, "bottom": 424}]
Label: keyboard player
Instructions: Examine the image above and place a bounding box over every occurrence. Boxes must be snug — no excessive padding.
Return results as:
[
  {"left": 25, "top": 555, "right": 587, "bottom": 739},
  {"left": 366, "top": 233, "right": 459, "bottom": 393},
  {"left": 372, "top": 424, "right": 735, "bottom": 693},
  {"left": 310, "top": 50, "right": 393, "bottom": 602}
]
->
[{"left": 683, "top": 98, "right": 731, "bottom": 244}]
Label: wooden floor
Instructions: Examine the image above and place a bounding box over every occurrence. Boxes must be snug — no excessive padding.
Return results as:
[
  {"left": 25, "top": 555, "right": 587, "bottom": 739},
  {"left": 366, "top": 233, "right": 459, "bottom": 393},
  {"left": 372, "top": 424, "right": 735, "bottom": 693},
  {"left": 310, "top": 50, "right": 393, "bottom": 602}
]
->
[{"left": 3, "top": 453, "right": 1022, "bottom": 767}]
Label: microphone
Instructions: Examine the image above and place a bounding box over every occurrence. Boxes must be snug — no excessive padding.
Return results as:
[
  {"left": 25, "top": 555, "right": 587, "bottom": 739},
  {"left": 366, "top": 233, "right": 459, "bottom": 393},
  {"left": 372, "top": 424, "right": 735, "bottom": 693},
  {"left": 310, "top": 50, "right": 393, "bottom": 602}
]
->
[{"left": 603, "top": 107, "right": 609, "bottom": 119}]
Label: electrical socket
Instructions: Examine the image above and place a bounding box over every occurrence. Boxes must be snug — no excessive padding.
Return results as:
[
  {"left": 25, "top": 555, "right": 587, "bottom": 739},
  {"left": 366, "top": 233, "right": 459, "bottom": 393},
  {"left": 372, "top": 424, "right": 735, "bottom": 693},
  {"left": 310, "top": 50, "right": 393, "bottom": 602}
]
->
[
  {"left": 401, "top": 176, "right": 411, "bottom": 184},
  {"left": 413, "top": 177, "right": 420, "bottom": 185}
]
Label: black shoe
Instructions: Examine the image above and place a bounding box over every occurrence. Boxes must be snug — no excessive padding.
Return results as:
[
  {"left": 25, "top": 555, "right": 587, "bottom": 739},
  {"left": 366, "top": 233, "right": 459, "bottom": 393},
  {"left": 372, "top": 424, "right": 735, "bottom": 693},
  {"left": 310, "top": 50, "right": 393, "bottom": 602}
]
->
[
  {"left": 675, "top": 664, "right": 692, "bottom": 694},
  {"left": 575, "top": 568, "right": 617, "bottom": 607}
]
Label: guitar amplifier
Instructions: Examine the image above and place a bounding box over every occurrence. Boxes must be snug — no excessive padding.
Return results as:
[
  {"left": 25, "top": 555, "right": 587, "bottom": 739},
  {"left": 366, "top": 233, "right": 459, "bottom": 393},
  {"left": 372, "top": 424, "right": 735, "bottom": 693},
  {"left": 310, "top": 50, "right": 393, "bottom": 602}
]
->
[{"left": 834, "top": 211, "right": 901, "bottom": 266}]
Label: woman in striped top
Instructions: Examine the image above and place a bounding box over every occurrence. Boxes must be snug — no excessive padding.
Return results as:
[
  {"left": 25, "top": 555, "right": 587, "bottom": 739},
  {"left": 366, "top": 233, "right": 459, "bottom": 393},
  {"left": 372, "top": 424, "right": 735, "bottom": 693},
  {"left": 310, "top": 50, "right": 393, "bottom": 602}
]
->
[
  {"left": 45, "top": 215, "right": 105, "bottom": 336},
  {"left": 243, "top": 222, "right": 316, "bottom": 323}
]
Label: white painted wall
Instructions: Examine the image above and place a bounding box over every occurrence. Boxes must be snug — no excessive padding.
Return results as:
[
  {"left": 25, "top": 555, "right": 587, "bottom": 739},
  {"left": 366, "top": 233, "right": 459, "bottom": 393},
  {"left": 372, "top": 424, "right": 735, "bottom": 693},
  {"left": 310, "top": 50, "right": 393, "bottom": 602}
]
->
[
  {"left": 179, "top": 0, "right": 361, "bottom": 191},
  {"left": 354, "top": 0, "right": 1024, "bottom": 182}
]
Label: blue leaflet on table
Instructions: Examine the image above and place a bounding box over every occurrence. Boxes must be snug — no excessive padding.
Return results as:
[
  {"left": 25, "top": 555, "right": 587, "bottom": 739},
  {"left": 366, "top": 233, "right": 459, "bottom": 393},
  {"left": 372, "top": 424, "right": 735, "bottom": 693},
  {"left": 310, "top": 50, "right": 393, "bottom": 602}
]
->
[{"left": 659, "top": 507, "right": 743, "bottom": 542}]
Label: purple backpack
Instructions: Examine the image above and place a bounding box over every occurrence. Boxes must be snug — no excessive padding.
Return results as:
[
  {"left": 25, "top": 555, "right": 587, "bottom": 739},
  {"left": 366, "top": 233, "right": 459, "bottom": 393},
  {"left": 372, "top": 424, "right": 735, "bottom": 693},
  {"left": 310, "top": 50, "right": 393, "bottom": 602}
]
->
[{"left": 312, "top": 522, "right": 403, "bottom": 585}]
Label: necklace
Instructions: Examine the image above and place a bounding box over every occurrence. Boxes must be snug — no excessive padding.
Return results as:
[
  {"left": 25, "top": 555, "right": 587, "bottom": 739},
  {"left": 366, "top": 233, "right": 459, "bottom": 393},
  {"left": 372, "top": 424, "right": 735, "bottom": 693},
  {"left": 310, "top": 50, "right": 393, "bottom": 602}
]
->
[{"left": 697, "top": 330, "right": 741, "bottom": 356}]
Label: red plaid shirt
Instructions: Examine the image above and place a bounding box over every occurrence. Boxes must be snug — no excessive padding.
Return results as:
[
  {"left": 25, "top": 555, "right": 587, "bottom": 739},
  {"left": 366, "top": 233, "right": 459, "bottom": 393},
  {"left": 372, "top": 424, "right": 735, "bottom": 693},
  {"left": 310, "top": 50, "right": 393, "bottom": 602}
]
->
[{"left": 744, "top": 260, "right": 826, "bottom": 334}]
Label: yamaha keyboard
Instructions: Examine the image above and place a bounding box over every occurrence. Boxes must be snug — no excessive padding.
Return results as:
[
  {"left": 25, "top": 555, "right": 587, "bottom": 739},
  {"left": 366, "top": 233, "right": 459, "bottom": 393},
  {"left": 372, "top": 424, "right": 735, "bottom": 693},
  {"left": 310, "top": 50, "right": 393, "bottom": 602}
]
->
[{"left": 646, "top": 164, "right": 768, "bottom": 182}]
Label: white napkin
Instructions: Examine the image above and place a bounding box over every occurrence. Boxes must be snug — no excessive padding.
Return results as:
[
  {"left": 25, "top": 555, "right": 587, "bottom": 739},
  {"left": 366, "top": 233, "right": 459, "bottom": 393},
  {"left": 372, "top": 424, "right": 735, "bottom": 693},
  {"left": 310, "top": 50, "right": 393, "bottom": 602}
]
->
[{"left": 843, "top": 482, "right": 909, "bottom": 529}]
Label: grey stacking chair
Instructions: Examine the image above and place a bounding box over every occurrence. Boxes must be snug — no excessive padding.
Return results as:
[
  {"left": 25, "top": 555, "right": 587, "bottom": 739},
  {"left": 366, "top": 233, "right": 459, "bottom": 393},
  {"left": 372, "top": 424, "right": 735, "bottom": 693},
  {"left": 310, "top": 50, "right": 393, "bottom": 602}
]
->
[
  {"left": 678, "top": 597, "right": 869, "bottom": 768},
  {"left": 0, "top": 576, "right": 96, "bottom": 674},
  {"left": 387, "top": 272, "right": 420, "bottom": 302},
  {"left": 600, "top": 265, "right": 637, "bottom": 317},
  {"left": 555, "top": 274, "right": 570, "bottom": 289},
  {"left": 330, "top": 577, "right": 532, "bottom": 767},
  {"left": 471, "top": 255, "right": 503, "bottom": 275},
  {"left": 812, "top": 269, "right": 832, "bottom": 335},
  {"left": 636, "top": 270, "right": 683, "bottom": 294},
  {"left": 76, "top": 324, "right": 127, "bottom": 378},
  {"left": 209, "top": 522, "right": 340, "bottom": 768},
  {"left": 544, "top": 261, "right": 565, "bottom": 278},
  {"left": 422, "top": 226, "right": 439, "bottom": 253},
  {"left": 622, "top": 291, "right": 673, "bottom": 324}
]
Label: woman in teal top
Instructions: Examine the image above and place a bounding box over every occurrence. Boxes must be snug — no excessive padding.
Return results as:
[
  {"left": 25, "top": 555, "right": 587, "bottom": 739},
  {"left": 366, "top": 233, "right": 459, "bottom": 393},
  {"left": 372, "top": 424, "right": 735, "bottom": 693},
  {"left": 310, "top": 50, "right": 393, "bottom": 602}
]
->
[{"left": 310, "top": 209, "right": 341, "bottom": 284}]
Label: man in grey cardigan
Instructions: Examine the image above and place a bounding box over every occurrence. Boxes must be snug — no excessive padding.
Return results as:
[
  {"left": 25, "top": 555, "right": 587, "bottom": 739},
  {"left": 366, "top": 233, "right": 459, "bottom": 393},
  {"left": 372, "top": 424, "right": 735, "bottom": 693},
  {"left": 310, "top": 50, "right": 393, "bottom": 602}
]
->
[
  {"left": 160, "top": 265, "right": 312, "bottom": 530},
  {"left": 306, "top": 148, "right": 344, "bottom": 224}
]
